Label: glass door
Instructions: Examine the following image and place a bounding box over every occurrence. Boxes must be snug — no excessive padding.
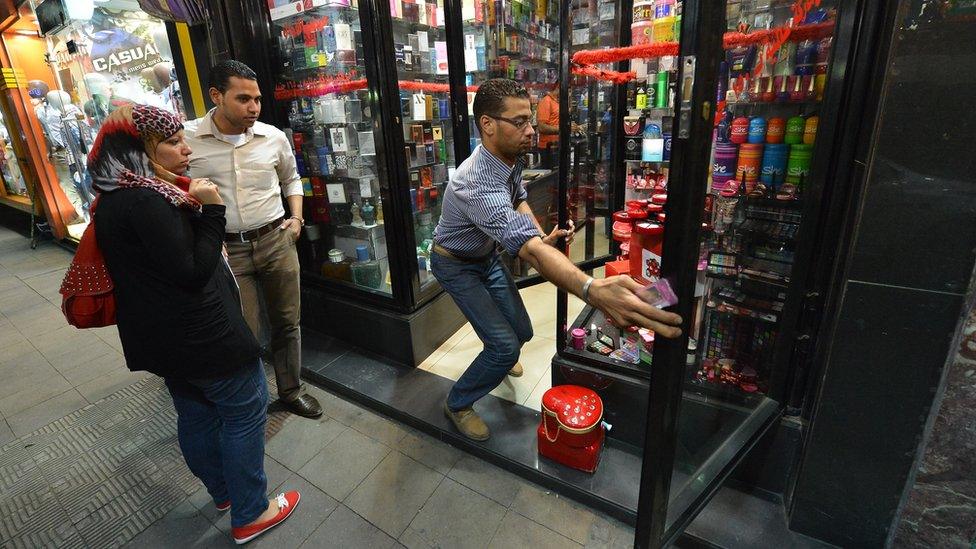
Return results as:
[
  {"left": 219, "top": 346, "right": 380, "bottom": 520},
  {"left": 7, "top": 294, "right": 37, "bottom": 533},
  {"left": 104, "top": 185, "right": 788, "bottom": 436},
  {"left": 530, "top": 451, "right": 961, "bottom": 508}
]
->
[
  {"left": 554, "top": 0, "right": 852, "bottom": 544},
  {"left": 642, "top": 0, "right": 847, "bottom": 545},
  {"left": 457, "top": 0, "right": 561, "bottom": 283}
]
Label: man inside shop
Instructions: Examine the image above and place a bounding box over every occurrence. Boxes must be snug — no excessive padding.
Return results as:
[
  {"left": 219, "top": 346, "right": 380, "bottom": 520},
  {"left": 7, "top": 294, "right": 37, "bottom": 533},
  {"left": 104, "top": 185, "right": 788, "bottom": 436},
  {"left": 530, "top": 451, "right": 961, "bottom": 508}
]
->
[
  {"left": 535, "top": 85, "right": 579, "bottom": 168},
  {"left": 432, "top": 78, "right": 683, "bottom": 441},
  {"left": 184, "top": 61, "right": 322, "bottom": 419}
]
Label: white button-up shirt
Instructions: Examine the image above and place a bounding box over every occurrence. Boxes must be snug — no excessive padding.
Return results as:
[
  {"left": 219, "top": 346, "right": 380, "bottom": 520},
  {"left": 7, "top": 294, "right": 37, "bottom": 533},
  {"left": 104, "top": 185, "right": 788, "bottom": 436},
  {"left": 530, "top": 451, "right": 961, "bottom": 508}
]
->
[{"left": 184, "top": 109, "right": 303, "bottom": 232}]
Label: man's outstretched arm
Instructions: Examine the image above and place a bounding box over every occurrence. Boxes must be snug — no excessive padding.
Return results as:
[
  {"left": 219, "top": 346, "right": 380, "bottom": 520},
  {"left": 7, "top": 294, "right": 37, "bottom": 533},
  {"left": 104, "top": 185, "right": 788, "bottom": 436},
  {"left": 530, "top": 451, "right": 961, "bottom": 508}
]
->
[{"left": 517, "top": 237, "right": 683, "bottom": 337}]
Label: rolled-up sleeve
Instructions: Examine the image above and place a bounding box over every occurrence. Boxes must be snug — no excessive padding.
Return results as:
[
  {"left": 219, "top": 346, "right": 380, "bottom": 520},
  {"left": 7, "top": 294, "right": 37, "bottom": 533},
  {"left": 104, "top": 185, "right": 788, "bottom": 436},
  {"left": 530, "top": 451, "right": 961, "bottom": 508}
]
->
[
  {"left": 470, "top": 179, "right": 540, "bottom": 256},
  {"left": 275, "top": 133, "right": 303, "bottom": 197}
]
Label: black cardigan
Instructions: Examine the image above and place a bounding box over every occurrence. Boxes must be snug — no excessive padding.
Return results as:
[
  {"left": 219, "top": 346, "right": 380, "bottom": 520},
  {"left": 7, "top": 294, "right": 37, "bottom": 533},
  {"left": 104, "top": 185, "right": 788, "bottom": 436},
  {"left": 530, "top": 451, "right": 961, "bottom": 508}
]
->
[{"left": 95, "top": 187, "right": 261, "bottom": 380}]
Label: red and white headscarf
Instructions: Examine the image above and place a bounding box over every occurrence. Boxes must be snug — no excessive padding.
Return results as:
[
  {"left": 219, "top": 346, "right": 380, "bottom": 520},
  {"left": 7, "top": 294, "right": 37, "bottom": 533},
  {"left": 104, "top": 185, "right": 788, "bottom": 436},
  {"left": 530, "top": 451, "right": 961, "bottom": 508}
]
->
[{"left": 88, "top": 104, "right": 201, "bottom": 212}]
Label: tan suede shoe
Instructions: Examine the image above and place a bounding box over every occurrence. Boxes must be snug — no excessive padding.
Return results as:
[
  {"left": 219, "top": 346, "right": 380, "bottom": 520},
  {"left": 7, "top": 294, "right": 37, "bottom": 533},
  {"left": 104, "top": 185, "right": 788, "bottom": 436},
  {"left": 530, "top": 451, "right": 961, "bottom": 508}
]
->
[
  {"left": 444, "top": 402, "right": 490, "bottom": 441},
  {"left": 508, "top": 362, "right": 523, "bottom": 377}
]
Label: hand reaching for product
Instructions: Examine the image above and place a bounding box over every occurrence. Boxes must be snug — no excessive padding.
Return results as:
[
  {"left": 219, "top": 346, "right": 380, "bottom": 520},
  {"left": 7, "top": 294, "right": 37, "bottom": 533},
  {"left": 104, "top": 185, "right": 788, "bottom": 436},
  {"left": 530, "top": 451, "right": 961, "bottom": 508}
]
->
[{"left": 587, "top": 275, "right": 683, "bottom": 338}]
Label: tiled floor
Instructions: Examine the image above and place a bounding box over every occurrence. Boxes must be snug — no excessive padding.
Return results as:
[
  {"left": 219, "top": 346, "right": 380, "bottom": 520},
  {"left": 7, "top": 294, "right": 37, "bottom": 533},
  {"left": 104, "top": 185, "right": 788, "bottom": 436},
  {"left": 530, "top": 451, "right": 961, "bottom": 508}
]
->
[
  {"left": 0, "top": 224, "right": 633, "bottom": 548},
  {"left": 418, "top": 273, "right": 601, "bottom": 413},
  {"left": 0, "top": 230, "right": 150, "bottom": 445}
]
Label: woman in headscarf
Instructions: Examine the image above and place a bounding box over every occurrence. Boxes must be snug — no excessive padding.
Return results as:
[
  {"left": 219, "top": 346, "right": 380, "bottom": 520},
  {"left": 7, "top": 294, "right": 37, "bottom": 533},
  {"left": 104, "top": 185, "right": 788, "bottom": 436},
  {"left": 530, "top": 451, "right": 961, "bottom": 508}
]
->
[{"left": 89, "top": 104, "right": 299, "bottom": 544}]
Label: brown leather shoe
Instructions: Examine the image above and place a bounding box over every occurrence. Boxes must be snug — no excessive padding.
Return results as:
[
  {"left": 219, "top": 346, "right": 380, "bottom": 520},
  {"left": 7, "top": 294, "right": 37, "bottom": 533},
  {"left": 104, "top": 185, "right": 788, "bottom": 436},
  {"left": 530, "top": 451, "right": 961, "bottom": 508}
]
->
[
  {"left": 444, "top": 401, "right": 490, "bottom": 441},
  {"left": 507, "top": 362, "right": 523, "bottom": 377},
  {"left": 281, "top": 394, "right": 323, "bottom": 419}
]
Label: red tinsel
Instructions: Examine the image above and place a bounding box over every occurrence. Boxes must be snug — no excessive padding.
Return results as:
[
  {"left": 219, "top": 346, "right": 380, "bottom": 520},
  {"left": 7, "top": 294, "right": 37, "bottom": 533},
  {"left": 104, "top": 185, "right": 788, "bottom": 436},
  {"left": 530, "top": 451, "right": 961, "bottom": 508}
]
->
[
  {"left": 274, "top": 79, "right": 481, "bottom": 100},
  {"left": 571, "top": 65, "right": 636, "bottom": 84},
  {"left": 571, "top": 20, "right": 834, "bottom": 85},
  {"left": 572, "top": 42, "right": 679, "bottom": 66}
]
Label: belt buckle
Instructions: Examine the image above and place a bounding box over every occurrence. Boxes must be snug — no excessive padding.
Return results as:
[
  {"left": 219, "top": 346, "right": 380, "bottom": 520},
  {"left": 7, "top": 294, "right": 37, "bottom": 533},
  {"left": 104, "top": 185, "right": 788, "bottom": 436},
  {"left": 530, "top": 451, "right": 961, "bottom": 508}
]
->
[{"left": 237, "top": 231, "right": 249, "bottom": 243}]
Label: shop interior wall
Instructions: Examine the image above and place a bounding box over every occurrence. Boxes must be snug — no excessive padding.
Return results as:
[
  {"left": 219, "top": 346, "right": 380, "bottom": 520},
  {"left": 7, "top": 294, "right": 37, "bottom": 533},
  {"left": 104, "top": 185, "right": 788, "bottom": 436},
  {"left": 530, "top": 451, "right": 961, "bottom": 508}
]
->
[{"left": 787, "top": 1, "right": 976, "bottom": 547}]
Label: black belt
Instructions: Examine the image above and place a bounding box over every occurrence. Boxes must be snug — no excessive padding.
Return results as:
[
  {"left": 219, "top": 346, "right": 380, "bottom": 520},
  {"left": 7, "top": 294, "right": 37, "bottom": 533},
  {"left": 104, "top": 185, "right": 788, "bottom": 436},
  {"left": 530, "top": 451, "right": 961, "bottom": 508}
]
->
[
  {"left": 226, "top": 217, "right": 285, "bottom": 243},
  {"left": 432, "top": 243, "right": 494, "bottom": 264}
]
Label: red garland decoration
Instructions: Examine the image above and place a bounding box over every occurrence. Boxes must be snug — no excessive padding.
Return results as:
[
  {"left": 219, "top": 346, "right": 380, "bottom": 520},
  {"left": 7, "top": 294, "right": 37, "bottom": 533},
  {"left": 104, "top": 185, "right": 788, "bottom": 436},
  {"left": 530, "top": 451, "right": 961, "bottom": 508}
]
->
[
  {"left": 572, "top": 42, "right": 679, "bottom": 66},
  {"left": 571, "top": 65, "right": 636, "bottom": 84},
  {"left": 275, "top": 79, "right": 481, "bottom": 100},
  {"left": 722, "top": 21, "right": 833, "bottom": 48},
  {"left": 571, "top": 20, "right": 834, "bottom": 86}
]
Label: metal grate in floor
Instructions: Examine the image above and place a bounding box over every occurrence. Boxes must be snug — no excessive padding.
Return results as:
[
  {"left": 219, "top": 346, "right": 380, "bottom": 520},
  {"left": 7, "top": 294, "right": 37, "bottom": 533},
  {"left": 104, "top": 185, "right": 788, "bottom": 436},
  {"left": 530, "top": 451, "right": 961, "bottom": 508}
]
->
[{"left": 0, "top": 369, "right": 289, "bottom": 549}]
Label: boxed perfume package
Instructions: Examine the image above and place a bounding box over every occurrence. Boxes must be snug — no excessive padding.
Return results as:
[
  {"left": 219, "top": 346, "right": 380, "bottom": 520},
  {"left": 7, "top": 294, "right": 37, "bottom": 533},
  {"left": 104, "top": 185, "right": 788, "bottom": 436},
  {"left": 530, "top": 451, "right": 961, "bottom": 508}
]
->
[
  {"left": 358, "top": 131, "right": 376, "bottom": 156},
  {"left": 344, "top": 98, "right": 363, "bottom": 123},
  {"left": 329, "top": 127, "right": 349, "bottom": 153}
]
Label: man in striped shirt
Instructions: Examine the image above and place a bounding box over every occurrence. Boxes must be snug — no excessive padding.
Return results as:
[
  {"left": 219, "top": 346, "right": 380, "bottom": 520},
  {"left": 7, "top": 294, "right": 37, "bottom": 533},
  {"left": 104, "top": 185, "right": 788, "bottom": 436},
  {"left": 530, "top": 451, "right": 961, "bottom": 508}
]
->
[{"left": 432, "top": 79, "right": 683, "bottom": 441}]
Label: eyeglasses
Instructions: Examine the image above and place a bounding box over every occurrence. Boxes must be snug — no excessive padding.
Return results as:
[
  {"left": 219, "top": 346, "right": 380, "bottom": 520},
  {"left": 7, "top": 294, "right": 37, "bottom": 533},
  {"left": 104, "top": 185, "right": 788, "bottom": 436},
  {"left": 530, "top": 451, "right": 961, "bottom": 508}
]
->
[{"left": 491, "top": 115, "right": 531, "bottom": 131}]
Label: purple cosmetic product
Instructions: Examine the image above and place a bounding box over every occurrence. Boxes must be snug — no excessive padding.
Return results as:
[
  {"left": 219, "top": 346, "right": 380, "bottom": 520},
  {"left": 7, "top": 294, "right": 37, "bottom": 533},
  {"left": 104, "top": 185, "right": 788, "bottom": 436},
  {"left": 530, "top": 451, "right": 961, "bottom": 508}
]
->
[
  {"left": 571, "top": 328, "right": 587, "bottom": 350},
  {"left": 636, "top": 277, "right": 678, "bottom": 308},
  {"left": 716, "top": 60, "right": 729, "bottom": 103}
]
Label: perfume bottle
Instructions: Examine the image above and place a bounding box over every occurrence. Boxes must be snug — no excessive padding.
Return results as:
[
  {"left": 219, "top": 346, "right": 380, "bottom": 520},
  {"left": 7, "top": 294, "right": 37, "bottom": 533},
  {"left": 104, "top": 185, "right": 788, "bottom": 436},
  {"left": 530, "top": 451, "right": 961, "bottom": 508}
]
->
[
  {"left": 321, "top": 248, "right": 352, "bottom": 281},
  {"left": 350, "top": 202, "right": 364, "bottom": 226},
  {"left": 351, "top": 245, "right": 383, "bottom": 289},
  {"left": 415, "top": 210, "right": 435, "bottom": 243},
  {"left": 361, "top": 199, "right": 376, "bottom": 226},
  {"left": 376, "top": 196, "right": 384, "bottom": 223}
]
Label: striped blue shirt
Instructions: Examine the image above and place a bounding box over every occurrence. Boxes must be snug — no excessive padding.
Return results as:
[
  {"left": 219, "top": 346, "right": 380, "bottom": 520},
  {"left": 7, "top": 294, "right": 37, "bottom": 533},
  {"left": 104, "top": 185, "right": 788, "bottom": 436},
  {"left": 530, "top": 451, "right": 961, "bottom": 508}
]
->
[{"left": 433, "top": 145, "right": 540, "bottom": 258}]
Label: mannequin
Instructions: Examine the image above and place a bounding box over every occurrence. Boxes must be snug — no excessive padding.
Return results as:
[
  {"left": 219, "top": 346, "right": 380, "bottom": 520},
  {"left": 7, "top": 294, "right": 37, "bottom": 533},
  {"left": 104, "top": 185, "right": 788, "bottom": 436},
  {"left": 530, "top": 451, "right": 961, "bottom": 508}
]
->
[
  {"left": 37, "top": 90, "right": 94, "bottom": 220},
  {"left": 141, "top": 61, "right": 181, "bottom": 115},
  {"left": 82, "top": 73, "right": 112, "bottom": 129}
]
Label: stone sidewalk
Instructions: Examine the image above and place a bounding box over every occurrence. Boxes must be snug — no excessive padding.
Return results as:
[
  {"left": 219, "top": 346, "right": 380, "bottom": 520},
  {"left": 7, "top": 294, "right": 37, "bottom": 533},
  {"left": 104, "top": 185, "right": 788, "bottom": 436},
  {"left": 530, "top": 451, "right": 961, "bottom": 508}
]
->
[{"left": 0, "top": 227, "right": 633, "bottom": 548}]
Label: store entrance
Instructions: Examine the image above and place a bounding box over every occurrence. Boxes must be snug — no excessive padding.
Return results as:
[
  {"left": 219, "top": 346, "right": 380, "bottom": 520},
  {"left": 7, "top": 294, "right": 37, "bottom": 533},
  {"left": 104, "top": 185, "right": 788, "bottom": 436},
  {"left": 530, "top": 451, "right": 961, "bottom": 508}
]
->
[
  {"left": 553, "top": 0, "right": 858, "bottom": 545},
  {"left": 293, "top": 0, "right": 872, "bottom": 545}
]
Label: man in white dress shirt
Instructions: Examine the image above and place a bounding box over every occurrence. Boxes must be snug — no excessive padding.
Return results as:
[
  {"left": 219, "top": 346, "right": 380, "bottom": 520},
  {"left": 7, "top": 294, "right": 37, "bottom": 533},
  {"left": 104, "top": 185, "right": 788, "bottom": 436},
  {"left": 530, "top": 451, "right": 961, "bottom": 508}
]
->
[{"left": 184, "top": 60, "right": 322, "bottom": 419}]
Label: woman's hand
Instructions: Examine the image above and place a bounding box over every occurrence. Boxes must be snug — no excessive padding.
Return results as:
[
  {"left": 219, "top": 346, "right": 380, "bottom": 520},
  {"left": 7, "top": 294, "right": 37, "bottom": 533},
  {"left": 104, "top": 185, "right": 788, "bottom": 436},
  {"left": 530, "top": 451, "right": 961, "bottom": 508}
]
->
[{"left": 189, "top": 178, "right": 222, "bottom": 205}]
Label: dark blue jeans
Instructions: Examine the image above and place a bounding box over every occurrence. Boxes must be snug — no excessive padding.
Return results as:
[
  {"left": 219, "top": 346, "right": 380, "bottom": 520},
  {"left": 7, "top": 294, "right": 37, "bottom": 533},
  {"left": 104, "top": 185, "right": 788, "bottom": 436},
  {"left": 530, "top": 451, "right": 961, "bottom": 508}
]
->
[
  {"left": 165, "top": 361, "right": 269, "bottom": 527},
  {"left": 431, "top": 252, "right": 533, "bottom": 411}
]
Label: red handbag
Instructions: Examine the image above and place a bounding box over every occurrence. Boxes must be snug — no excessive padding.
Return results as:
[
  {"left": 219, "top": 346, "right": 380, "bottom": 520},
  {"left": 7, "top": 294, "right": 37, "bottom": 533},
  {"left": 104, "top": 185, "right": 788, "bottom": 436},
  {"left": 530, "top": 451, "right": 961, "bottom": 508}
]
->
[
  {"left": 59, "top": 198, "right": 116, "bottom": 328},
  {"left": 537, "top": 385, "right": 605, "bottom": 473}
]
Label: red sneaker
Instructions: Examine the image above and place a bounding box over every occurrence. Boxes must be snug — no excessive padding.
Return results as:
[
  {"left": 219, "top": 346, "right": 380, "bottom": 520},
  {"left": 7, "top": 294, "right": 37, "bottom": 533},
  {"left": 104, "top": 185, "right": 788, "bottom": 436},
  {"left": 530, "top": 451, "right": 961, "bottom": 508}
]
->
[
  {"left": 216, "top": 500, "right": 231, "bottom": 512},
  {"left": 231, "top": 491, "right": 301, "bottom": 545}
]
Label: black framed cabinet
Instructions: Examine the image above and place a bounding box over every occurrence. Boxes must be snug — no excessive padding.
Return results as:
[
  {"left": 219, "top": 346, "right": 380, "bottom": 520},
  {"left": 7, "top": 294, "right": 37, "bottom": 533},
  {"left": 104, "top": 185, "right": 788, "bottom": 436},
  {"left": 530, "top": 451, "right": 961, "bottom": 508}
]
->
[{"left": 245, "top": 0, "right": 580, "bottom": 364}]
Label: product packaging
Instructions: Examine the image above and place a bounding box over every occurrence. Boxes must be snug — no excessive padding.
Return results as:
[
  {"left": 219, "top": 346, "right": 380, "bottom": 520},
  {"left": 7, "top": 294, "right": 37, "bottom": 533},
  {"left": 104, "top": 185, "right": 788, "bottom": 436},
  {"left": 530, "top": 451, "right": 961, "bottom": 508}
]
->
[{"left": 636, "top": 277, "right": 678, "bottom": 308}]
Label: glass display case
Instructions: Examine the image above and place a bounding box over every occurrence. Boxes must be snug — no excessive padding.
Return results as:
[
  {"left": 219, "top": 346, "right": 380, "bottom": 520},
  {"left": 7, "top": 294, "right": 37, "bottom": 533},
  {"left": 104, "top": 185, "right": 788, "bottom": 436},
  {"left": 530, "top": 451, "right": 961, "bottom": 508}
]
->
[
  {"left": 268, "top": 0, "right": 394, "bottom": 294},
  {"left": 26, "top": 0, "right": 182, "bottom": 241}
]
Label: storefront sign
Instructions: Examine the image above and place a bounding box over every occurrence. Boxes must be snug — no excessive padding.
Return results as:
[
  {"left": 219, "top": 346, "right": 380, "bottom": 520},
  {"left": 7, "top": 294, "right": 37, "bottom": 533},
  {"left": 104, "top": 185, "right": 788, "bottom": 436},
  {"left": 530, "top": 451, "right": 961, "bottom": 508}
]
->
[
  {"left": 91, "top": 42, "right": 161, "bottom": 74},
  {"left": 88, "top": 27, "right": 163, "bottom": 76}
]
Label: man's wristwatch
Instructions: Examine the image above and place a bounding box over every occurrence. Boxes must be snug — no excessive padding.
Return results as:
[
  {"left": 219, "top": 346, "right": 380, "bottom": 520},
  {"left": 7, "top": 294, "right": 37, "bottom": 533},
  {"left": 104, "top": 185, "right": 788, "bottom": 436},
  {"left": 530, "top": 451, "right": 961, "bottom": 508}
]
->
[{"left": 289, "top": 215, "right": 305, "bottom": 227}]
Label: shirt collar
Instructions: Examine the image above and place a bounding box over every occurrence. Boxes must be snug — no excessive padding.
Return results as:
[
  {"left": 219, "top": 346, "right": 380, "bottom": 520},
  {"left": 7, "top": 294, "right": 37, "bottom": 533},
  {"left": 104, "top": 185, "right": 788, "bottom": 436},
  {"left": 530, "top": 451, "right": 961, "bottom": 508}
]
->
[
  {"left": 478, "top": 145, "right": 524, "bottom": 181},
  {"left": 197, "top": 108, "right": 267, "bottom": 140}
]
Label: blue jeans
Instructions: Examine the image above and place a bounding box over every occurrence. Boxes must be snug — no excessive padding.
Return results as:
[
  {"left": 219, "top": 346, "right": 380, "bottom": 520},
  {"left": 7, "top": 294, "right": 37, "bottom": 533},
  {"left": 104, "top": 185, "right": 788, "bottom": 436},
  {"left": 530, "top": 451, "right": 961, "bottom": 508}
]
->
[
  {"left": 165, "top": 361, "right": 269, "bottom": 527},
  {"left": 431, "top": 252, "right": 533, "bottom": 411}
]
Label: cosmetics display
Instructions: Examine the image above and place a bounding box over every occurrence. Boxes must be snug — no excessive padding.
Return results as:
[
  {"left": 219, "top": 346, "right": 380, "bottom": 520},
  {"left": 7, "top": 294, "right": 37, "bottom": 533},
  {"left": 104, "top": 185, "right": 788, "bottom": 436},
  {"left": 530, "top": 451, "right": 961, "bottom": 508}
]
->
[
  {"left": 690, "top": 2, "right": 835, "bottom": 397},
  {"left": 393, "top": 0, "right": 457, "bottom": 290},
  {"left": 561, "top": 1, "right": 837, "bottom": 403}
]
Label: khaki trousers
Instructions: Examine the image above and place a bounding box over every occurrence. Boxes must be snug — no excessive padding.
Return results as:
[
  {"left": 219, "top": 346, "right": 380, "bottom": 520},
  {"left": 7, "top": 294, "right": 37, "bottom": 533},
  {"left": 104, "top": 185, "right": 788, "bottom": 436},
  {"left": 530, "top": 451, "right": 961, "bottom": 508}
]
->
[{"left": 226, "top": 227, "right": 305, "bottom": 402}]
